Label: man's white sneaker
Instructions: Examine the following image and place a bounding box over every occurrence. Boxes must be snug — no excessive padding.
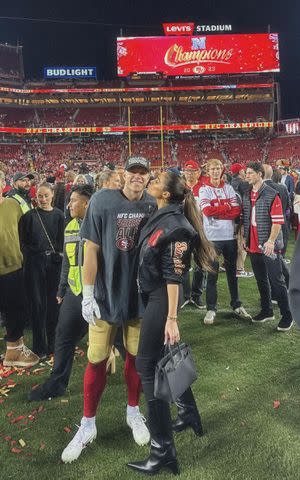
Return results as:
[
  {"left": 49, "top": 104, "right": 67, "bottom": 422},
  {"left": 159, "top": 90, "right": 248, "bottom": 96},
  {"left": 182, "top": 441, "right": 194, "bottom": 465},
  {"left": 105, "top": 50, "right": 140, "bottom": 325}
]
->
[
  {"left": 204, "top": 310, "right": 216, "bottom": 325},
  {"left": 61, "top": 418, "right": 97, "bottom": 463},
  {"left": 234, "top": 306, "right": 252, "bottom": 320},
  {"left": 127, "top": 409, "right": 150, "bottom": 446}
]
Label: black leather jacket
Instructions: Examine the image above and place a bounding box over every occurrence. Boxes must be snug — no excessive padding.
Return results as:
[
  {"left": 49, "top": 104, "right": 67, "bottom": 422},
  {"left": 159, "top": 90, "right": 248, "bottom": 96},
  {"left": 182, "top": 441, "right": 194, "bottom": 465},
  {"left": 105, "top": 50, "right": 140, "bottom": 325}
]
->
[{"left": 137, "top": 203, "right": 197, "bottom": 293}]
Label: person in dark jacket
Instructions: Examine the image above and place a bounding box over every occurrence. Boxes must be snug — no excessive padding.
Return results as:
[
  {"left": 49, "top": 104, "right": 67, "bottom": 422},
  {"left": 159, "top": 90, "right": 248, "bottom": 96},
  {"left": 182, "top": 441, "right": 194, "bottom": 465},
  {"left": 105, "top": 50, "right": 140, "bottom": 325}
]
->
[
  {"left": 288, "top": 235, "right": 300, "bottom": 327},
  {"left": 127, "top": 171, "right": 215, "bottom": 476},
  {"left": 5, "top": 171, "right": 34, "bottom": 214},
  {"left": 230, "top": 163, "right": 250, "bottom": 196},
  {"left": 230, "top": 163, "right": 253, "bottom": 278},
  {"left": 278, "top": 165, "right": 294, "bottom": 198},
  {"left": 19, "top": 183, "right": 65, "bottom": 357},
  {"left": 264, "top": 166, "right": 290, "bottom": 289},
  {"left": 269, "top": 167, "right": 291, "bottom": 255}
]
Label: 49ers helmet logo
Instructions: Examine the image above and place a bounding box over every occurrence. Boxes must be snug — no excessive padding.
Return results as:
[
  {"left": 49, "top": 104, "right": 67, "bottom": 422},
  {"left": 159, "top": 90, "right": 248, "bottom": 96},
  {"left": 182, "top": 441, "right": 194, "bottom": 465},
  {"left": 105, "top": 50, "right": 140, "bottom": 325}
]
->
[{"left": 116, "top": 237, "right": 135, "bottom": 251}]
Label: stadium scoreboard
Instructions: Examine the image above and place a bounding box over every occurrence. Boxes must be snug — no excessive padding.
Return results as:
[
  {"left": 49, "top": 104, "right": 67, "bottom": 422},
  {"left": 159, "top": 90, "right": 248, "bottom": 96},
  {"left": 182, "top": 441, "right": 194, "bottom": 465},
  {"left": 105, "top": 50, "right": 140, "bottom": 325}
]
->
[{"left": 117, "top": 33, "right": 280, "bottom": 77}]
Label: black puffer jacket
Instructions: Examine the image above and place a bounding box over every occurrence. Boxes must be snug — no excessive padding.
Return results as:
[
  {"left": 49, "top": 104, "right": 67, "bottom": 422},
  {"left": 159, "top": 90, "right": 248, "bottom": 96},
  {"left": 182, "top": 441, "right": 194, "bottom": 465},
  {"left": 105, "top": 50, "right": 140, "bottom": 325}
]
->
[{"left": 137, "top": 203, "right": 197, "bottom": 293}]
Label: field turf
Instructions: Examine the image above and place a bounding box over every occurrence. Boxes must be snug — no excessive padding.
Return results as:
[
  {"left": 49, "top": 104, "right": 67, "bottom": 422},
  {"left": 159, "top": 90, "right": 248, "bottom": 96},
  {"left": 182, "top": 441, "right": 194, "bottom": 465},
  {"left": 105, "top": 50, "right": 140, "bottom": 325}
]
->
[{"left": 0, "top": 242, "right": 299, "bottom": 480}]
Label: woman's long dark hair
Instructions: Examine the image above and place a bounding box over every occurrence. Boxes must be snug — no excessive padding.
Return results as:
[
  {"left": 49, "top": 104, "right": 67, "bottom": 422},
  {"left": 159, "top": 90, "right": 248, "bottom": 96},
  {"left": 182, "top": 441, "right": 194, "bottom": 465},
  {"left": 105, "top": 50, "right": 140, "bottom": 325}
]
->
[{"left": 164, "top": 172, "right": 216, "bottom": 271}]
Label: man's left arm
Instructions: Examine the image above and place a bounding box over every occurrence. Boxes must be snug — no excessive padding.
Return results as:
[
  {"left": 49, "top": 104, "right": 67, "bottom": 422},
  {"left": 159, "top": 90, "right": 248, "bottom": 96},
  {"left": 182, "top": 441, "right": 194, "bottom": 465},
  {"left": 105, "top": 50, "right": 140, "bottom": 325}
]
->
[{"left": 264, "top": 194, "right": 284, "bottom": 256}]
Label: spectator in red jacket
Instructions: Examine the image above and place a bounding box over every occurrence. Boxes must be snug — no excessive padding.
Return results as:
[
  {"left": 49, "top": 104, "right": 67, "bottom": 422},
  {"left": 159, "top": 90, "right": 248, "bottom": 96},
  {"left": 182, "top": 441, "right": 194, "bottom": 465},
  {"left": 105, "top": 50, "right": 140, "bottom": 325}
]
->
[{"left": 199, "top": 158, "right": 251, "bottom": 325}]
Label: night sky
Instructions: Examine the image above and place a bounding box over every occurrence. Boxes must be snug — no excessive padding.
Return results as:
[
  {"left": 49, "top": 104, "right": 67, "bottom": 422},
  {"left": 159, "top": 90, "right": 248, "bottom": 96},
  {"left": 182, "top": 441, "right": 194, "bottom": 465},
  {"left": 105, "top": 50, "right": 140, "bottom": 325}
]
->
[{"left": 0, "top": 0, "right": 299, "bottom": 118}]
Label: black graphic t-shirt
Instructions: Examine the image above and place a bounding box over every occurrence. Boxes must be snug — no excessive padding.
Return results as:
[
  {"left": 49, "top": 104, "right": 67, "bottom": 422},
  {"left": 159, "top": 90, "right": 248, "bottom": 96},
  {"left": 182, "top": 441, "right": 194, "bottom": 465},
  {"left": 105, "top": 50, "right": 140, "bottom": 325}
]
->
[{"left": 80, "top": 189, "right": 155, "bottom": 325}]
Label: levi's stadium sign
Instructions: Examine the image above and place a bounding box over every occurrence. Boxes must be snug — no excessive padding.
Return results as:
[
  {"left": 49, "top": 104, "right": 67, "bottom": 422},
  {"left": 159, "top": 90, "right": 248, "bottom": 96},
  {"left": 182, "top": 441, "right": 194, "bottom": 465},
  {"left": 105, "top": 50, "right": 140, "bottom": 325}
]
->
[
  {"left": 44, "top": 67, "right": 97, "bottom": 79},
  {"left": 163, "top": 23, "right": 195, "bottom": 35},
  {"left": 163, "top": 23, "right": 232, "bottom": 35},
  {"left": 117, "top": 34, "right": 280, "bottom": 77}
]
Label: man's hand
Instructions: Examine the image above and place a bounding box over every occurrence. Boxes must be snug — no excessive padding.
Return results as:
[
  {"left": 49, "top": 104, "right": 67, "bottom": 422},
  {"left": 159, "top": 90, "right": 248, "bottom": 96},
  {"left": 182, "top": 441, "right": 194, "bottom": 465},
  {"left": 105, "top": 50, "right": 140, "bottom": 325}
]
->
[
  {"left": 263, "top": 240, "right": 275, "bottom": 257},
  {"left": 82, "top": 285, "right": 100, "bottom": 325}
]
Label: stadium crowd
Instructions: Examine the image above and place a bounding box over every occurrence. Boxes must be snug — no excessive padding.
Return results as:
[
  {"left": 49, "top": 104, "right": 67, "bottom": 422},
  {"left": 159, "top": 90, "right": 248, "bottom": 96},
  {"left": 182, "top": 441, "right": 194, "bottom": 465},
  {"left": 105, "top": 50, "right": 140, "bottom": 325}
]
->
[
  {"left": 0, "top": 153, "right": 299, "bottom": 475},
  {"left": 0, "top": 134, "right": 300, "bottom": 175}
]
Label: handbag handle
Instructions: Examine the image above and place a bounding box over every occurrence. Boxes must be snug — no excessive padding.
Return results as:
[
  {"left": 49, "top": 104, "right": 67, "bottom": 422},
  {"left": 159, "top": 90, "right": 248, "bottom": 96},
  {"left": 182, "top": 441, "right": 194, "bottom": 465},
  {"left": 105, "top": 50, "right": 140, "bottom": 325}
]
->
[{"left": 165, "top": 343, "right": 183, "bottom": 368}]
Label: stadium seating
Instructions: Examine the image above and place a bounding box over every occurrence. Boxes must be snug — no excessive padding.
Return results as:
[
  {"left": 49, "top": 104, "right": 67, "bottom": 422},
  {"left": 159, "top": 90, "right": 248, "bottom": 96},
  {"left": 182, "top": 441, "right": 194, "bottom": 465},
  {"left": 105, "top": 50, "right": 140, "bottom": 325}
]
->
[
  {"left": 1, "top": 134, "right": 300, "bottom": 176},
  {"left": 75, "top": 108, "right": 123, "bottom": 126}
]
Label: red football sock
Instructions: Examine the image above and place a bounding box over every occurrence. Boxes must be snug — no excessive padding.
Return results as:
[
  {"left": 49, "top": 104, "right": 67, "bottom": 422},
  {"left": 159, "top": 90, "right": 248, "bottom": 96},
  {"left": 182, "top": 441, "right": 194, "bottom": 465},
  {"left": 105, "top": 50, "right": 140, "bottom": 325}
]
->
[
  {"left": 124, "top": 352, "right": 141, "bottom": 407},
  {"left": 83, "top": 360, "right": 107, "bottom": 417}
]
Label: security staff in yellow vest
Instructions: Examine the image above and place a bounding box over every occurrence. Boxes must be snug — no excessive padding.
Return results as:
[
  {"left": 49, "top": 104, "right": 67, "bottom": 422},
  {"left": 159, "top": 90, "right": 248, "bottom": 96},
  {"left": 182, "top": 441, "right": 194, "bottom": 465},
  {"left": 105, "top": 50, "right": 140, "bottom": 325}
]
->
[
  {"left": 6, "top": 172, "right": 33, "bottom": 214},
  {"left": 28, "top": 184, "right": 94, "bottom": 401}
]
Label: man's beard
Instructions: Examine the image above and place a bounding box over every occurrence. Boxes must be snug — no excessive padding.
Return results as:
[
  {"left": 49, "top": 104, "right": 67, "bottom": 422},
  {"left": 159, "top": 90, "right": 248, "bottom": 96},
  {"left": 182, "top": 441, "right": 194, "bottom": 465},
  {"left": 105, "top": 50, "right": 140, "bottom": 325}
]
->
[{"left": 17, "top": 186, "right": 29, "bottom": 196}]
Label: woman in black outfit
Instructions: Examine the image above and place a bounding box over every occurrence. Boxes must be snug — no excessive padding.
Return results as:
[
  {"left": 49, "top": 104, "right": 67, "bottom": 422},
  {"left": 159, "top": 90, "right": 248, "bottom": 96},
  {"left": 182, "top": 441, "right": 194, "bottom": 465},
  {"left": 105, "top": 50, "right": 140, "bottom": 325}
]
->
[
  {"left": 19, "top": 183, "right": 64, "bottom": 358},
  {"left": 127, "top": 171, "right": 215, "bottom": 476}
]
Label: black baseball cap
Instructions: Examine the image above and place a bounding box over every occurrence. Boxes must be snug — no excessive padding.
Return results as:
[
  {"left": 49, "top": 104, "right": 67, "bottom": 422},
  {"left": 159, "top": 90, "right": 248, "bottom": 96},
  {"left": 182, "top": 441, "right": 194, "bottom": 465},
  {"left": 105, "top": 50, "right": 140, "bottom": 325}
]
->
[
  {"left": 125, "top": 156, "right": 150, "bottom": 173},
  {"left": 13, "top": 172, "right": 34, "bottom": 182}
]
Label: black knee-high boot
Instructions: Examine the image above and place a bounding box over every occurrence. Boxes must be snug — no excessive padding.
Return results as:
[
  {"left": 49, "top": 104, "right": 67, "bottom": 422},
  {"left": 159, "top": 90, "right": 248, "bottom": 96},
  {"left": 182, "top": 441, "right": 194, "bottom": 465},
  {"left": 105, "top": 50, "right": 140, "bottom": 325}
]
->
[
  {"left": 127, "top": 398, "right": 180, "bottom": 475},
  {"left": 172, "top": 387, "right": 204, "bottom": 436}
]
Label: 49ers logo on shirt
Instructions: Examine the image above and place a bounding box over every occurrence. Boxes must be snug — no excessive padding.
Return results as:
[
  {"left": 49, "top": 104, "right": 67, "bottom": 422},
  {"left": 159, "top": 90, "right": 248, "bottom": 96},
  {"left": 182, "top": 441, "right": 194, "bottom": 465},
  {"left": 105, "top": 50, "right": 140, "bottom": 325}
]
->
[
  {"left": 173, "top": 241, "right": 188, "bottom": 275},
  {"left": 116, "top": 212, "right": 146, "bottom": 251}
]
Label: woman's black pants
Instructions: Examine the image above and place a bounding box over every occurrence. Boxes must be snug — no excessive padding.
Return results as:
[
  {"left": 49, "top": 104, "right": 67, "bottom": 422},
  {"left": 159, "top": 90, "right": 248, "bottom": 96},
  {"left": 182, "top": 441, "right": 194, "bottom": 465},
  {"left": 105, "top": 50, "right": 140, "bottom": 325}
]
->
[
  {"left": 136, "top": 286, "right": 168, "bottom": 402},
  {"left": 25, "top": 253, "right": 61, "bottom": 356}
]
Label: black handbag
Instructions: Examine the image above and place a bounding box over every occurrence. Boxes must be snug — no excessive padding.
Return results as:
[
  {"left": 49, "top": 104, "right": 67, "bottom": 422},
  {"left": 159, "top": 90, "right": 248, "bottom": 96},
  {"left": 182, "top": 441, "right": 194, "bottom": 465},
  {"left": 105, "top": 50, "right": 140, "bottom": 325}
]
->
[{"left": 154, "top": 342, "right": 197, "bottom": 404}]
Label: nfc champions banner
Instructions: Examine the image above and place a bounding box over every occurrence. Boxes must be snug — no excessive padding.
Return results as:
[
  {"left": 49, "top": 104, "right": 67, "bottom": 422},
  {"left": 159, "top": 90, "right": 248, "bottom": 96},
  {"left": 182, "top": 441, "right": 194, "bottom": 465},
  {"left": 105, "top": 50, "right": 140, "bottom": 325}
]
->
[{"left": 44, "top": 67, "right": 97, "bottom": 79}]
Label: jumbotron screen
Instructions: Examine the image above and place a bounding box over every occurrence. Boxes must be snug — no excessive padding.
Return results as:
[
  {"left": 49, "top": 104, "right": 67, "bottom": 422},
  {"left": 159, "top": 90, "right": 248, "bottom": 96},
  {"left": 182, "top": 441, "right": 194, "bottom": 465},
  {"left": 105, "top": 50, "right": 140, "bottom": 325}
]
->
[{"left": 117, "top": 33, "right": 280, "bottom": 77}]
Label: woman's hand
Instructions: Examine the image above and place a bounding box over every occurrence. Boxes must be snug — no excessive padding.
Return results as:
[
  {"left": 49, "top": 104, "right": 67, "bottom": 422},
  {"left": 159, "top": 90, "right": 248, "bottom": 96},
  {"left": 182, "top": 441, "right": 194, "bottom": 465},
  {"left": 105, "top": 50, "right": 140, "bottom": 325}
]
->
[
  {"left": 56, "top": 296, "right": 63, "bottom": 304},
  {"left": 164, "top": 319, "right": 180, "bottom": 345}
]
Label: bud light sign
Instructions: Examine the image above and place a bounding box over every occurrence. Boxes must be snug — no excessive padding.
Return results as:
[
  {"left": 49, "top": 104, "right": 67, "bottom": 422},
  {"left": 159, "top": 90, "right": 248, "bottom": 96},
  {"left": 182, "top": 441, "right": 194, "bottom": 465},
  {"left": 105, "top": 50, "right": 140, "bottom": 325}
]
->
[{"left": 44, "top": 67, "right": 97, "bottom": 79}]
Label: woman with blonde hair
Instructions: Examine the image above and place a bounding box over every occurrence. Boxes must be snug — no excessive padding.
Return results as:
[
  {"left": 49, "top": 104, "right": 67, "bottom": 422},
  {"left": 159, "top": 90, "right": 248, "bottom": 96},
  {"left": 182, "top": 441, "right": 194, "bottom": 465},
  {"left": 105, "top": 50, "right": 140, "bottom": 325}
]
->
[
  {"left": 94, "top": 170, "right": 121, "bottom": 191},
  {"left": 19, "top": 182, "right": 64, "bottom": 358}
]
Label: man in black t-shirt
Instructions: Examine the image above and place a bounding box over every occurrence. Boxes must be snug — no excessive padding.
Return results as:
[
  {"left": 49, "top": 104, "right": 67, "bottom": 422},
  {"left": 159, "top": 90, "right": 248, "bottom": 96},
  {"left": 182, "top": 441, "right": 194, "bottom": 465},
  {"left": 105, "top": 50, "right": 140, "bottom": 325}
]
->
[{"left": 61, "top": 157, "right": 155, "bottom": 464}]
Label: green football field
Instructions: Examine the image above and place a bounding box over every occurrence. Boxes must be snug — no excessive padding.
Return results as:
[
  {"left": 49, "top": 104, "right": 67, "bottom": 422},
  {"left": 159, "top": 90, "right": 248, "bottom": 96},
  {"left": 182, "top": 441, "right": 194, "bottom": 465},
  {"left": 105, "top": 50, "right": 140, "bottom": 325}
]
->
[{"left": 1, "top": 242, "right": 300, "bottom": 480}]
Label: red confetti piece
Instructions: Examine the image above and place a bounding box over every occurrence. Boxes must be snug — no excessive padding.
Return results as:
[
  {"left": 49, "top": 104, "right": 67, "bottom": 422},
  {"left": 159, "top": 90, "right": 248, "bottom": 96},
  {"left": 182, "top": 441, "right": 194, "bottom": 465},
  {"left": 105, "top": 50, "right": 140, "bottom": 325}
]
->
[
  {"left": 11, "top": 440, "right": 17, "bottom": 445},
  {"left": 7, "top": 379, "right": 16, "bottom": 386},
  {"left": 0, "top": 398, "right": 5, "bottom": 404},
  {"left": 63, "top": 426, "right": 72, "bottom": 433},
  {"left": 11, "top": 415, "right": 25, "bottom": 424},
  {"left": 6, "top": 411, "right": 14, "bottom": 417},
  {"left": 0, "top": 368, "right": 15, "bottom": 378},
  {"left": 4, "top": 436, "right": 12, "bottom": 441},
  {"left": 11, "top": 448, "right": 22, "bottom": 454},
  {"left": 273, "top": 400, "right": 281, "bottom": 409}
]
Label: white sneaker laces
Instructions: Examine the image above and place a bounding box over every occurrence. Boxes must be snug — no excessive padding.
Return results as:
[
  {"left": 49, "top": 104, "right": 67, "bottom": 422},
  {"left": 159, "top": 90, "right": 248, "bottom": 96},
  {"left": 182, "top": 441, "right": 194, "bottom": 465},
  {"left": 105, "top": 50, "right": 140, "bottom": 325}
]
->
[
  {"left": 20, "top": 345, "right": 34, "bottom": 358},
  {"left": 130, "top": 413, "right": 147, "bottom": 429}
]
